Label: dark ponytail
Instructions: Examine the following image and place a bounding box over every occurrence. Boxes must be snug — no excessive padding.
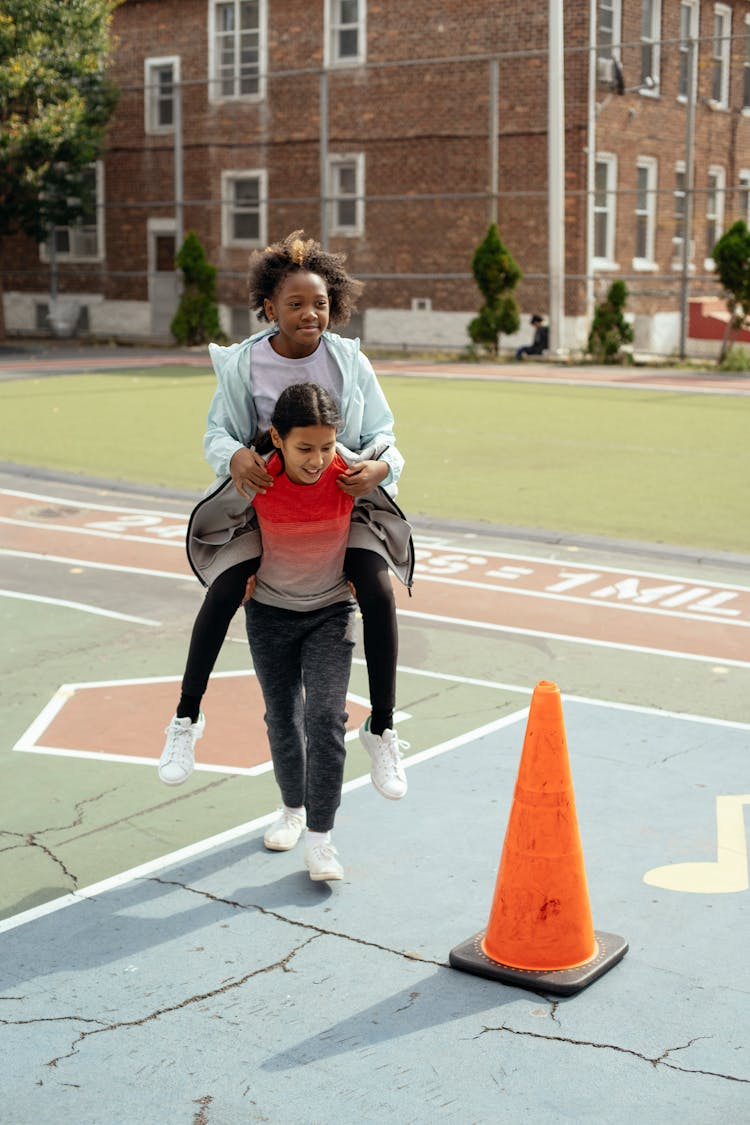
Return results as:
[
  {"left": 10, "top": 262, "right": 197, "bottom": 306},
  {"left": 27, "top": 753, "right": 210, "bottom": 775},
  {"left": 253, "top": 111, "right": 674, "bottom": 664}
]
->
[{"left": 254, "top": 382, "right": 341, "bottom": 454}]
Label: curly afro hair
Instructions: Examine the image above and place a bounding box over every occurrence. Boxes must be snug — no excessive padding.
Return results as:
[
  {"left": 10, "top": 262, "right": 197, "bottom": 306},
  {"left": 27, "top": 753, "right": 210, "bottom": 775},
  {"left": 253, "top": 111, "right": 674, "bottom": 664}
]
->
[{"left": 248, "top": 230, "right": 364, "bottom": 326}]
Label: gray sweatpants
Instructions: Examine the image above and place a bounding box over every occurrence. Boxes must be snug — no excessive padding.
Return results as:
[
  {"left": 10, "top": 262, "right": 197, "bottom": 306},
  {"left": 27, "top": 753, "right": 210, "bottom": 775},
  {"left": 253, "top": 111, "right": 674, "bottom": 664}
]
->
[{"left": 245, "top": 599, "right": 356, "bottom": 833}]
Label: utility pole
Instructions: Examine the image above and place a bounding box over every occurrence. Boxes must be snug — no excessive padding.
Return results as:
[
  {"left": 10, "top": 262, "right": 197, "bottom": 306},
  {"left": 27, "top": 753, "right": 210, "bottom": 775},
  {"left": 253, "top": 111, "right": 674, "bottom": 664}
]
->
[
  {"left": 679, "top": 38, "right": 697, "bottom": 359},
  {"left": 174, "top": 75, "right": 183, "bottom": 251},
  {"left": 319, "top": 70, "right": 329, "bottom": 248},
  {"left": 548, "top": 0, "right": 565, "bottom": 354},
  {"left": 489, "top": 58, "right": 499, "bottom": 225}
]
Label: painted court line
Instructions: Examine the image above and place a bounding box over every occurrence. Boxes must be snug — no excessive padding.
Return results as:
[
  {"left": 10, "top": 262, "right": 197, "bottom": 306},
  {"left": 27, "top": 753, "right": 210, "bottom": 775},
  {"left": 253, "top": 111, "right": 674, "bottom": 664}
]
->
[
  {"left": 0, "top": 589, "right": 159, "bottom": 626},
  {"left": 0, "top": 487, "right": 190, "bottom": 520},
  {"left": 11, "top": 669, "right": 410, "bottom": 771},
  {"left": 3, "top": 695, "right": 748, "bottom": 935},
  {"left": 414, "top": 541, "right": 750, "bottom": 592},
  {"left": 416, "top": 571, "right": 748, "bottom": 628},
  {"left": 0, "top": 547, "right": 192, "bottom": 582},
  {"left": 0, "top": 708, "right": 529, "bottom": 936},
  {"left": 0, "top": 516, "right": 183, "bottom": 549},
  {"left": 396, "top": 607, "right": 750, "bottom": 668},
  {"left": 644, "top": 794, "right": 750, "bottom": 894}
]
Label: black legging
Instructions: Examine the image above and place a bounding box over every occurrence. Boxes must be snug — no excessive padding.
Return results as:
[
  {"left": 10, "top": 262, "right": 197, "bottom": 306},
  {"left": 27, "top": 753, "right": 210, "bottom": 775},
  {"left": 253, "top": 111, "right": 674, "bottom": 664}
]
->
[{"left": 178, "top": 548, "right": 397, "bottom": 729}]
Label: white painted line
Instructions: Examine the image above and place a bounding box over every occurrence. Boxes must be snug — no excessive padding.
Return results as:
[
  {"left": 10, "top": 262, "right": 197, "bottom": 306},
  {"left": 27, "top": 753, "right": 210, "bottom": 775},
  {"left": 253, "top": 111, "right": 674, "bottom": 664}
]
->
[
  {"left": 0, "top": 589, "right": 160, "bottom": 626},
  {"left": 16, "top": 743, "right": 277, "bottom": 775},
  {"left": 0, "top": 488, "right": 192, "bottom": 519},
  {"left": 11, "top": 671, "right": 410, "bottom": 763},
  {"left": 0, "top": 516, "right": 183, "bottom": 549},
  {"left": 2, "top": 687, "right": 748, "bottom": 933},
  {"left": 12, "top": 685, "right": 76, "bottom": 752},
  {"left": 396, "top": 607, "right": 750, "bottom": 668},
  {"left": 0, "top": 709, "right": 528, "bottom": 936},
  {"left": 415, "top": 571, "right": 749, "bottom": 628},
  {"left": 0, "top": 548, "right": 192, "bottom": 581},
  {"left": 414, "top": 540, "right": 750, "bottom": 591}
]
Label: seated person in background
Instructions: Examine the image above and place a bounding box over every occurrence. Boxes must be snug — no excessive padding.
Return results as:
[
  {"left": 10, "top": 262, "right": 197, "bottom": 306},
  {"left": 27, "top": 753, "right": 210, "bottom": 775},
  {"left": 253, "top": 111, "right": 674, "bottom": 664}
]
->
[{"left": 515, "top": 314, "right": 549, "bottom": 360}]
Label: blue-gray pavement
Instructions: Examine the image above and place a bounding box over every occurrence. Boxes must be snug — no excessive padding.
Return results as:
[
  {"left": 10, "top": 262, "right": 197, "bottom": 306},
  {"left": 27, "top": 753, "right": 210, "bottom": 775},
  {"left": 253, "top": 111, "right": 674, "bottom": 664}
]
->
[{"left": 2, "top": 701, "right": 748, "bottom": 1124}]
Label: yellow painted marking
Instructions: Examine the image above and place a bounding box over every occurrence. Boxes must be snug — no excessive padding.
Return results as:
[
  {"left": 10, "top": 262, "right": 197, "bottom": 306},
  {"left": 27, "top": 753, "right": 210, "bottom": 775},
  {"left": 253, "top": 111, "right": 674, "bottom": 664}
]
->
[{"left": 644, "top": 795, "right": 750, "bottom": 893}]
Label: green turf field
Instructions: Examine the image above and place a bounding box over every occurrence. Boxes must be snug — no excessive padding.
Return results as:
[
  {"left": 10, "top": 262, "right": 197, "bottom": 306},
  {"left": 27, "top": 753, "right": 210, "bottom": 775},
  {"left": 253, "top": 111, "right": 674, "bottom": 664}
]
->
[{"left": 1, "top": 367, "right": 748, "bottom": 553}]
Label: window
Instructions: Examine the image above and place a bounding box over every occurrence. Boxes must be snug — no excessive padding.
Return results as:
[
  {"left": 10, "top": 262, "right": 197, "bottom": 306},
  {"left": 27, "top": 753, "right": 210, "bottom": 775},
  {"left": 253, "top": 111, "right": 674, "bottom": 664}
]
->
[
  {"left": 705, "top": 166, "right": 725, "bottom": 264},
  {"left": 209, "top": 0, "right": 265, "bottom": 102},
  {"left": 325, "top": 0, "right": 366, "bottom": 67},
  {"left": 43, "top": 164, "right": 104, "bottom": 262},
  {"left": 598, "top": 0, "right": 621, "bottom": 57},
  {"left": 678, "top": 1, "right": 699, "bottom": 100},
  {"left": 144, "top": 56, "right": 179, "bottom": 134},
  {"left": 640, "top": 0, "right": 661, "bottom": 91},
  {"left": 672, "top": 162, "right": 689, "bottom": 263},
  {"left": 738, "top": 170, "right": 750, "bottom": 223},
  {"left": 593, "top": 153, "right": 618, "bottom": 266},
  {"left": 221, "top": 170, "right": 267, "bottom": 247},
  {"left": 634, "top": 157, "right": 658, "bottom": 265},
  {"left": 710, "top": 5, "right": 732, "bottom": 108},
  {"left": 744, "top": 15, "right": 750, "bottom": 110},
  {"left": 328, "top": 154, "right": 364, "bottom": 235}
]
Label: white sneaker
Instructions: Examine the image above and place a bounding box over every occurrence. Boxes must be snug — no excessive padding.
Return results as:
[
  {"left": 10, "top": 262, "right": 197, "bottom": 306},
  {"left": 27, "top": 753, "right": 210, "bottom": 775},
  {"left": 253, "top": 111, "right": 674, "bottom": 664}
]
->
[
  {"left": 304, "top": 839, "right": 344, "bottom": 882},
  {"left": 158, "top": 713, "right": 205, "bottom": 785},
  {"left": 358, "top": 719, "right": 409, "bottom": 800},
  {"left": 264, "top": 808, "right": 306, "bottom": 851}
]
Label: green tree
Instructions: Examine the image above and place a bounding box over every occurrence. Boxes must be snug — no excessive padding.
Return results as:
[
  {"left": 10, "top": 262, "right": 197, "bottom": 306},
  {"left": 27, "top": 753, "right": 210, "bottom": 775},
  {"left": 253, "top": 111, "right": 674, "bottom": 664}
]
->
[
  {"left": 0, "top": 0, "right": 120, "bottom": 336},
  {"left": 712, "top": 219, "right": 750, "bottom": 363},
  {"left": 170, "top": 231, "right": 227, "bottom": 346},
  {"left": 587, "top": 279, "right": 634, "bottom": 363},
  {"left": 468, "top": 223, "right": 522, "bottom": 356}
]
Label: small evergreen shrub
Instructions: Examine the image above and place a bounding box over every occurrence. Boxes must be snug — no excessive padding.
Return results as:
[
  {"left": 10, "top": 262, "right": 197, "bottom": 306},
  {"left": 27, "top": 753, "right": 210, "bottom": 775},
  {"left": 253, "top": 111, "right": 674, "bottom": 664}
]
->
[
  {"left": 171, "top": 231, "right": 227, "bottom": 346},
  {"left": 467, "top": 223, "right": 522, "bottom": 356},
  {"left": 587, "top": 279, "right": 634, "bottom": 363},
  {"left": 712, "top": 220, "right": 750, "bottom": 362}
]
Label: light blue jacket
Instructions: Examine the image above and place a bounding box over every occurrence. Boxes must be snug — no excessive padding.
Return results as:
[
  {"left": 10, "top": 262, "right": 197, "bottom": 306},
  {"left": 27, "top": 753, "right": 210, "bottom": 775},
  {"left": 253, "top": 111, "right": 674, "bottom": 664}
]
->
[{"left": 204, "top": 327, "right": 404, "bottom": 493}]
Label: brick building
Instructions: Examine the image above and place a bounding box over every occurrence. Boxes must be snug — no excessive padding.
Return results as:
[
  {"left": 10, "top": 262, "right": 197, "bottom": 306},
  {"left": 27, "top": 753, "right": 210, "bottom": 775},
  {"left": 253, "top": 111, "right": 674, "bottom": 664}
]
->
[{"left": 4, "top": 0, "right": 750, "bottom": 357}]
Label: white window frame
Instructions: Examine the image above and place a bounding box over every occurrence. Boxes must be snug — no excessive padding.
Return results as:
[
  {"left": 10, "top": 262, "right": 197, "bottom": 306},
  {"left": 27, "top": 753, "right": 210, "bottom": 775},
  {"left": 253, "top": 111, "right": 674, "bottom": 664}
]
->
[
  {"left": 743, "top": 14, "right": 750, "bottom": 113},
  {"left": 40, "top": 162, "right": 105, "bottom": 263},
  {"left": 705, "top": 165, "right": 725, "bottom": 268},
  {"left": 677, "top": 0, "right": 699, "bottom": 102},
  {"left": 639, "top": 0, "right": 661, "bottom": 95},
  {"left": 709, "top": 4, "right": 732, "bottom": 110},
  {"left": 144, "top": 55, "right": 179, "bottom": 135},
  {"left": 327, "top": 153, "right": 365, "bottom": 236},
  {"left": 324, "top": 0, "right": 366, "bottom": 68},
  {"left": 208, "top": 0, "right": 266, "bottom": 104},
  {"left": 221, "top": 169, "right": 267, "bottom": 248},
  {"left": 633, "top": 156, "right": 658, "bottom": 268},
  {"left": 672, "top": 161, "right": 690, "bottom": 267},
  {"left": 593, "top": 152, "right": 618, "bottom": 269},
  {"left": 738, "top": 169, "right": 750, "bottom": 224},
  {"left": 597, "top": 0, "right": 621, "bottom": 58}
]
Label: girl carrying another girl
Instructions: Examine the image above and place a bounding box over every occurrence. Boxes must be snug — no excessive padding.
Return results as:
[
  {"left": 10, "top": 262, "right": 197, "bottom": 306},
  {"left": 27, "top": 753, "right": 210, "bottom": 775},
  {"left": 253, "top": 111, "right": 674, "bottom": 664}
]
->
[
  {"left": 158, "top": 231, "right": 410, "bottom": 801},
  {"left": 194, "top": 382, "right": 411, "bottom": 881}
]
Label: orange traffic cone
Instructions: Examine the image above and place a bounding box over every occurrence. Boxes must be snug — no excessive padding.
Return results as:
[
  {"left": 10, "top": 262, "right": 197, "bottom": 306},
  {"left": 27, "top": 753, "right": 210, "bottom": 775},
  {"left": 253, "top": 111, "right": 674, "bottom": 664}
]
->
[{"left": 450, "top": 681, "right": 627, "bottom": 995}]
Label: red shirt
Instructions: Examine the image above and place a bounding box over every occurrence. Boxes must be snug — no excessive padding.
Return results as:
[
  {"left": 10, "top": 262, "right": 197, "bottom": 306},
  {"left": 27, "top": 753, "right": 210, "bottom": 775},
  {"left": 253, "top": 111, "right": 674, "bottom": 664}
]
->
[{"left": 251, "top": 452, "right": 354, "bottom": 611}]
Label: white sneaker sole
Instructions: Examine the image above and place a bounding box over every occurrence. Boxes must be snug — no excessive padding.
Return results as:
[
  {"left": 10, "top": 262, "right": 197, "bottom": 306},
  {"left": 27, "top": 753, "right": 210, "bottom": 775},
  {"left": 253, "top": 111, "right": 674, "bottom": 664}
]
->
[
  {"left": 369, "top": 771, "right": 407, "bottom": 801},
  {"left": 306, "top": 865, "right": 344, "bottom": 882},
  {"left": 264, "top": 835, "right": 302, "bottom": 852},
  {"left": 158, "top": 769, "right": 193, "bottom": 787}
]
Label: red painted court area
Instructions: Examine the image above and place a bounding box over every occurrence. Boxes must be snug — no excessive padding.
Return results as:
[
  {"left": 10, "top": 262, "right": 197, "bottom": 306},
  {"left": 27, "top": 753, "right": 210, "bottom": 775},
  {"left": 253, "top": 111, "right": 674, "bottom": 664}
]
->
[{"left": 2, "top": 485, "right": 748, "bottom": 667}]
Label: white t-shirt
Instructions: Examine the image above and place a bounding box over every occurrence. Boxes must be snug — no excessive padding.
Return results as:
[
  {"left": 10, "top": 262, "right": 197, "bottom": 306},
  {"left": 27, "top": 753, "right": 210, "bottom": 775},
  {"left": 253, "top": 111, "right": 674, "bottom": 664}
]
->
[{"left": 250, "top": 335, "right": 344, "bottom": 435}]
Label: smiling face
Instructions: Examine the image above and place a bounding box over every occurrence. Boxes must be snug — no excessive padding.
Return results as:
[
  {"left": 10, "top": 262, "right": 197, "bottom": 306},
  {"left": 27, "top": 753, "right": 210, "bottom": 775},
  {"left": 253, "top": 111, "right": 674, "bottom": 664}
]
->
[
  {"left": 264, "top": 271, "right": 331, "bottom": 358},
  {"left": 270, "top": 423, "right": 337, "bottom": 485}
]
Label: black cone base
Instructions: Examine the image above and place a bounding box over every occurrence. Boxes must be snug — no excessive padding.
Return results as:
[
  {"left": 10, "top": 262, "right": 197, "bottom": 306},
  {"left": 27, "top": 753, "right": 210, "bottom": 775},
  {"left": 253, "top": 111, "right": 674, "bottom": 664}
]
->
[{"left": 449, "top": 930, "right": 628, "bottom": 996}]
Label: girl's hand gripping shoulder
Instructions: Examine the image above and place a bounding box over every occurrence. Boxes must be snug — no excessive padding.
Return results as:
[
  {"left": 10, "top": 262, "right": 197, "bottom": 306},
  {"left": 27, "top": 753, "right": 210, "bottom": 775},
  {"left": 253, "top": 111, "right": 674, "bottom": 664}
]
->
[
  {"left": 229, "top": 447, "right": 274, "bottom": 498},
  {"left": 336, "top": 458, "right": 389, "bottom": 497}
]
